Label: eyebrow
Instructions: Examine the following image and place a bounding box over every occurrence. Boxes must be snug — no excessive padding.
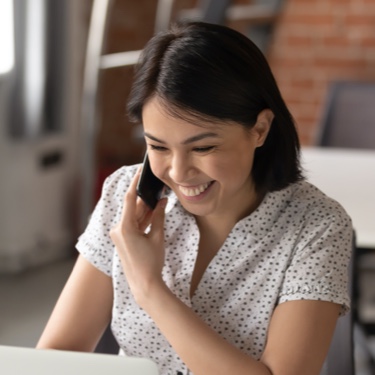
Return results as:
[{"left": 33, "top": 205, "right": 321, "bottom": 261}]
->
[{"left": 144, "top": 132, "right": 221, "bottom": 145}]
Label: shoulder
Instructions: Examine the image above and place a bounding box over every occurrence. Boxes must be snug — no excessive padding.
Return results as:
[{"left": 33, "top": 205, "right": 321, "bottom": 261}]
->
[
  {"left": 92, "top": 164, "right": 141, "bottom": 224},
  {"left": 258, "top": 179, "right": 352, "bottom": 233},
  {"left": 75, "top": 164, "right": 140, "bottom": 276},
  {"left": 289, "top": 180, "right": 352, "bottom": 227},
  {"left": 96, "top": 164, "right": 140, "bottom": 206},
  {"left": 261, "top": 180, "right": 353, "bottom": 247},
  {"left": 284, "top": 181, "right": 353, "bottom": 260},
  {"left": 102, "top": 164, "right": 140, "bottom": 194}
]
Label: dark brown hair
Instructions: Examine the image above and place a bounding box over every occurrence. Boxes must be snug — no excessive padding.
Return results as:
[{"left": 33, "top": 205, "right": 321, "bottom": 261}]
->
[{"left": 127, "top": 21, "right": 303, "bottom": 192}]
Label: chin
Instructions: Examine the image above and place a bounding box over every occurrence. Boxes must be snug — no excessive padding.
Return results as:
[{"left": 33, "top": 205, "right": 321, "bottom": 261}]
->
[{"left": 179, "top": 201, "right": 215, "bottom": 217}]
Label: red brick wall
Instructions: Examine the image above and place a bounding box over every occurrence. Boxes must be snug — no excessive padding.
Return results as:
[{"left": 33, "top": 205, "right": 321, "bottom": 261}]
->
[
  {"left": 89, "top": 0, "right": 375, "bottom": 187},
  {"left": 268, "top": 0, "right": 375, "bottom": 145}
]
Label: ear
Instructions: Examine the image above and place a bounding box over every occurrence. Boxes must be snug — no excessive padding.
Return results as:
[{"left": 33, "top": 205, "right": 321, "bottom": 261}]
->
[{"left": 252, "top": 109, "right": 274, "bottom": 147}]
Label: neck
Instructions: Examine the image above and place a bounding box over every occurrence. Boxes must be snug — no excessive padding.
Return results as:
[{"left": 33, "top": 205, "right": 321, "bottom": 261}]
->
[{"left": 195, "top": 188, "right": 265, "bottom": 237}]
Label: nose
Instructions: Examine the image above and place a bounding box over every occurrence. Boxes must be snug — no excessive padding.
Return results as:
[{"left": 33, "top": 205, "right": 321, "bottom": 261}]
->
[{"left": 168, "top": 153, "right": 195, "bottom": 183}]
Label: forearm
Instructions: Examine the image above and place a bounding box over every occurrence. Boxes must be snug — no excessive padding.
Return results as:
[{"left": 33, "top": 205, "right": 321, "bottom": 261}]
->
[
  {"left": 37, "top": 256, "right": 113, "bottom": 352},
  {"left": 141, "top": 284, "right": 272, "bottom": 375}
]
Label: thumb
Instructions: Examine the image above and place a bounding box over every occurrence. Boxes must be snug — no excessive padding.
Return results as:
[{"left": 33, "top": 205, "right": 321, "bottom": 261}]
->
[{"left": 149, "top": 198, "right": 168, "bottom": 239}]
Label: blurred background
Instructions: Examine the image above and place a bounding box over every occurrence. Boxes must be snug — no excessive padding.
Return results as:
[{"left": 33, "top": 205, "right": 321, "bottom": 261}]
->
[{"left": 0, "top": 0, "right": 374, "bottom": 374}]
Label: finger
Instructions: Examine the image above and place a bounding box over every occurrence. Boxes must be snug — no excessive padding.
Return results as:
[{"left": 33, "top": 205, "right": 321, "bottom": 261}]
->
[
  {"left": 138, "top": 206, "right": 153, "bottom": 233},
  {"left": 109, "top": 224, "right": 127, "bottom": 257},
  {"left": 128, "top": 166, "right": 143, "bottom": 200},
  {"left": 149, "top": 198, "right": 168, "bottom": 240},
  {"left": 120, "top": 167, "right": 142, "bottom": 228}
]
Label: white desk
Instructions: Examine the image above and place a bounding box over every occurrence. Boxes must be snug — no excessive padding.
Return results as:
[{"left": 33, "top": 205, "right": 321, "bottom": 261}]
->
[{"left": 301, "top": 147, "right": 375, "bottom": 249}]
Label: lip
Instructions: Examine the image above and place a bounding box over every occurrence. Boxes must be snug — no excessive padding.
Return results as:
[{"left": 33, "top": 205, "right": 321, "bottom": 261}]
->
[{"left": 177, "top": 181, "right": 215, "bottom": 201}]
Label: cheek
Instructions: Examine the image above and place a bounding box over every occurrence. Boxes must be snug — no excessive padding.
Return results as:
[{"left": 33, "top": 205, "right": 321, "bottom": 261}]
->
[
  {"left": 148, "top": 156, "right": 161, "bottom": 174},
  {"left": 209, "top": 153, "right": 254, "bottom": 180},
  {"left": 149, "top": 157, "right": 167, "bottom": 181}
]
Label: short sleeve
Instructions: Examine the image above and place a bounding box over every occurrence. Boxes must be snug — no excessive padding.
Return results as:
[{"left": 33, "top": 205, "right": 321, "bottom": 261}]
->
[
  {"left": 76, "top": 165, "right": 138, "bottom": 277},
  {"left": 278, "top": 199, "right": 353, "bottom": 315}
]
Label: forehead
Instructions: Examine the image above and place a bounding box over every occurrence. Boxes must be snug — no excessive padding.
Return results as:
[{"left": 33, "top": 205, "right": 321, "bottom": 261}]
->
[{"left": 142, "top": 96, "right": 243, "bottom": 135}]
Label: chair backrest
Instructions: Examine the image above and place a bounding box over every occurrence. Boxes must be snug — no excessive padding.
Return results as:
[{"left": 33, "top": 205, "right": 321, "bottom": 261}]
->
[
  {"left": 319, "top": 233, "right": 356, "bottom": 375},
  {"left": 95, "top": 325, "right": 119, "bottom": 354},
  {"left": 317, "top": 81, "right": 375, "bottom": 149},
  {"left": 320, "top": 309, "right": 354, "bottom": 375}
]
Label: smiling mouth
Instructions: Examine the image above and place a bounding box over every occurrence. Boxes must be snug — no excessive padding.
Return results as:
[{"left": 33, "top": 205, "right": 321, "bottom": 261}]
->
[{"left": 178, "top": 182, "right": 213, "bottom": 197}]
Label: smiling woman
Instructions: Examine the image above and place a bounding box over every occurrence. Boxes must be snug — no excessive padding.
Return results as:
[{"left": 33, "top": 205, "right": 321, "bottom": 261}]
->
[
  {"left": 141, "top": 96, "right": 271, "bottom": 222},
  {"left": 128, "top": 22, "right": 302, "bottom": 194},
  {"left": 37, "top": 22, "right": 353, "bottom": 375}
]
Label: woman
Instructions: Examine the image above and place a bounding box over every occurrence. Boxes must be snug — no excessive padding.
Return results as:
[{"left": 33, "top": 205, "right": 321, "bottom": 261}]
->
[{"left": 37, "top": 22, "right": 352, "bottom": 375}]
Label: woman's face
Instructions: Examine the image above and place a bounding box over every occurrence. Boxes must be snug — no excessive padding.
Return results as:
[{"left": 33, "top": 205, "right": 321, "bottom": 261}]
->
[{"left": 142, "top": 97, "right": 271, "bottom": 221}]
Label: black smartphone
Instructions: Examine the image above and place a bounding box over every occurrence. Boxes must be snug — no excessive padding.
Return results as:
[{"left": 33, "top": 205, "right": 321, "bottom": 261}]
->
[{"left": 136, "top": 152, "right": 164, "bottom": 209}]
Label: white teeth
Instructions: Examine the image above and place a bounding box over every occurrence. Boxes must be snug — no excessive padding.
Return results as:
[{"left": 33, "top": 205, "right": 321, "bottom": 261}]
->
[{"left": 178, "top": 182, "right": 211, "bottom": 197}]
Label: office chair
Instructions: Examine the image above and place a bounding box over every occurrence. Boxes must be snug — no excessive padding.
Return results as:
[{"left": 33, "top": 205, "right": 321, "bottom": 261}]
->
[
  {"left": 320, "top": 233, "right": 356, "bottom": 375},
  {"left": 95, "top": 324, "right": 119, "bottom": 355},
  {"left": 317, "top": 81, "right": 375, "bottom": 373},
  {"left": 316, "top": 81, "right": 375, "bottom": 149}
]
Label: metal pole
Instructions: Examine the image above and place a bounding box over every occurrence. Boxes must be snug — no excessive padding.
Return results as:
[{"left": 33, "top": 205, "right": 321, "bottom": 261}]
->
[{"left": 79, "top": 0, "right": 114, "bottom": 232}]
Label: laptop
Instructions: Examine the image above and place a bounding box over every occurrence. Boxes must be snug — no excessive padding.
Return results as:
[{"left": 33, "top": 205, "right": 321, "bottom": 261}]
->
[{"left": 0, "top": 345, "right": 159, "bottom": 375}]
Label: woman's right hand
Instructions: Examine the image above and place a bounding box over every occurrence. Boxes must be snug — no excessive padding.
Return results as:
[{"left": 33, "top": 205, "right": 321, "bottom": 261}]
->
[{"left": 109, "top": 167, "right": 168, "bottom": 307}]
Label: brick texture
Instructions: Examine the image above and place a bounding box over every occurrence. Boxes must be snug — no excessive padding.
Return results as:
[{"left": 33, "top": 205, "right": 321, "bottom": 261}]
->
[
  {"left": 267, "top": 0, "right": 375, "bottom": 144},
  {"left": 89, "top": 0, "right": 375, "bottom": 191}
]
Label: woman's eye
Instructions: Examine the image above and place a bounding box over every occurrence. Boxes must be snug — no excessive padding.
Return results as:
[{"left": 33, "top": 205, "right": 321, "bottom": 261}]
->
[
  {"left": 149, "top": 145, "right": 167, "bottom": 152},
  {"left": 193, "top": 146, "right": 215, "bottom": 153}
]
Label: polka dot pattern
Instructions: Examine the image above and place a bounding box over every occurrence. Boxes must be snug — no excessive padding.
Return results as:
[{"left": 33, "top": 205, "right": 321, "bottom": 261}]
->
[{"left": 76, "top": 165, "right": 353, "bottom": 375}]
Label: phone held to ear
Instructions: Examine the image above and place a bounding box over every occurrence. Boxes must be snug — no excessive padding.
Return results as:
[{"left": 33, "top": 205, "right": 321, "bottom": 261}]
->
[{"left": 136, "top": 152, "right": 165, "bottom": 209}]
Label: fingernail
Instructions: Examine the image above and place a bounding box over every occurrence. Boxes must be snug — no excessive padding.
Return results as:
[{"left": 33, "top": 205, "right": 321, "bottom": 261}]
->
[{"left": 160, "top": 198, "right": 168, "bottom": 209}]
